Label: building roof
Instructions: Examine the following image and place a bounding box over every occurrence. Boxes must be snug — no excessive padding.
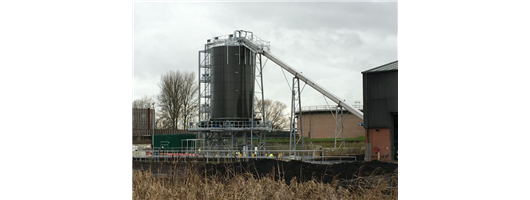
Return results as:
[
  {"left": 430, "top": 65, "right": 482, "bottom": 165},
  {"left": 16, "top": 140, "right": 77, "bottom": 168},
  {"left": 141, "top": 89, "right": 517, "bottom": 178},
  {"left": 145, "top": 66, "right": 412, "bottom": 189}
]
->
[{"left": 362, "top": 60, "right": 398, "bottom": 74}]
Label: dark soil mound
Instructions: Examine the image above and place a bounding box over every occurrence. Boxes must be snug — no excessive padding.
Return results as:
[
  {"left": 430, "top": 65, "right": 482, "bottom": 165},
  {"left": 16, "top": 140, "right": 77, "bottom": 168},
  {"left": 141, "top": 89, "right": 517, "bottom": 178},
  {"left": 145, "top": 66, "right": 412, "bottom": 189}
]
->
[{"left": 133, "top": 159, "right": 397, "bottom": 185}]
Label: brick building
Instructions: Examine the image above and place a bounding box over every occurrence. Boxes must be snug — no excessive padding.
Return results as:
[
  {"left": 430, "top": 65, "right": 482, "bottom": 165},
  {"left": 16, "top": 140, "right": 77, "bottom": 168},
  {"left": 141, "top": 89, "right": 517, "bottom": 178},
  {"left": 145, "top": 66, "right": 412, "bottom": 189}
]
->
[{"left": 296, "top": 106, "right": 364, "bottom": 139}]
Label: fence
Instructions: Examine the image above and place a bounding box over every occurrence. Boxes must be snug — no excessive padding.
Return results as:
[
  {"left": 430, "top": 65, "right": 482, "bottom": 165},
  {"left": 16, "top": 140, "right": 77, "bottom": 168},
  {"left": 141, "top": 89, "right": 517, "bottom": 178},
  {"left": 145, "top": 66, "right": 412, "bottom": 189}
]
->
[
  {"left": 133, "top": 147, "right": 359, "bottom": 164},
  {"left": 132, "top": 129, "right": 190, "bottom": 136}
]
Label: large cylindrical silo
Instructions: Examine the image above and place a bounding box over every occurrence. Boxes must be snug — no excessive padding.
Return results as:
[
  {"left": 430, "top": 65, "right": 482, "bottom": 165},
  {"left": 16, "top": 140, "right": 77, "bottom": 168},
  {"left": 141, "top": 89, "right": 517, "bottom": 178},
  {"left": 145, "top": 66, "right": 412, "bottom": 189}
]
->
[{"left": 210, "top": 45, "right": 255, "bottom": 120}]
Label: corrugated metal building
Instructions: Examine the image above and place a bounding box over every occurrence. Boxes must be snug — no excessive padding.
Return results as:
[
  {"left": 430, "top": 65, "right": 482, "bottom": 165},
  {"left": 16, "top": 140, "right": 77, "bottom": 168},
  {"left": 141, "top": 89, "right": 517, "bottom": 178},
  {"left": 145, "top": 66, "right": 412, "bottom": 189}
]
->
[
  {"left": 362, "top": 61, "right": 398, "bottom": 161},
  {"left": 133, "top": 108, "right": 155, "bottom": 137},
  {"left": 132, "top": 108, "right": 190, "bottom": 137}
]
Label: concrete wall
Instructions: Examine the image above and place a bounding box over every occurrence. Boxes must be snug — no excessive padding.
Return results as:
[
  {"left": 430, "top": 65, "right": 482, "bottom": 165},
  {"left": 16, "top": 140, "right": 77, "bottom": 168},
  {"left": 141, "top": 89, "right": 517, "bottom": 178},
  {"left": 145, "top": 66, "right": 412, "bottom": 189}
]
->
[{"left": 297, "top": 111, "right": 364, "bottom": 139}]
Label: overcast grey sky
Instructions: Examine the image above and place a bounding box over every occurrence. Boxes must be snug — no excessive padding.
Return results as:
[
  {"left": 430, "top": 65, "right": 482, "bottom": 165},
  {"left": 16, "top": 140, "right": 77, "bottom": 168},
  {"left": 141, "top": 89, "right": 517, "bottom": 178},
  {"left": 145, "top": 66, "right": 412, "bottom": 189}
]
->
[{"left": 134, "top": 2, "right": 397, "bottom": 111}]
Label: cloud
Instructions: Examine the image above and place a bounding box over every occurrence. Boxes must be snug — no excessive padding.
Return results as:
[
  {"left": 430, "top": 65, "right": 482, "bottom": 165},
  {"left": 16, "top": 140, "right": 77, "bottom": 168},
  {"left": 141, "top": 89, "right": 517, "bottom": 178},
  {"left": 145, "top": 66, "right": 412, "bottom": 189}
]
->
[{"left": 133, "top": 2, "right": 397, "bottom": 109}]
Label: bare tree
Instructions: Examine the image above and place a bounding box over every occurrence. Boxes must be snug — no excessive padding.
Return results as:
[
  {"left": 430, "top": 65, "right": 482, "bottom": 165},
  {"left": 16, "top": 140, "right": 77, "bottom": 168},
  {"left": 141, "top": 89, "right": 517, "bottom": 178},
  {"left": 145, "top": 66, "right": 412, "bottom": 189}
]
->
[
  {"left": 179, "top": 71, "right": 199, "bottom": 130},
  {"left": 132, "top": 95, "right": 155, "bottom": 109},
  {"left": 155, "top": 113, "right": 168, "bottom": 129},
  {"left": 256, "top": 99, "right": 289, "bottom": 131},
  {"left": 157, "top": 70, "right": 198, "bottom": 130},
  {"left": 158, "top": 71, "right": 183, "bottom": 129}
]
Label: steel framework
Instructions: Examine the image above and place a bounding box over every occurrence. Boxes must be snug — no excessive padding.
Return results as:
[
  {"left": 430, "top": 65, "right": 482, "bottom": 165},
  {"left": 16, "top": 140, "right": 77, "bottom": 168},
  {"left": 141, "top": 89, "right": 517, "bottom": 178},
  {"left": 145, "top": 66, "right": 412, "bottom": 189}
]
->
[
  {"left": 191, "top": 30, "right": 271, "bottom": 154},
  {"left": 289, "top": 77, "right": 304, "bottom": 157},
  {"left": 190, "top": 30, "right": 364, "bottom": 159}
]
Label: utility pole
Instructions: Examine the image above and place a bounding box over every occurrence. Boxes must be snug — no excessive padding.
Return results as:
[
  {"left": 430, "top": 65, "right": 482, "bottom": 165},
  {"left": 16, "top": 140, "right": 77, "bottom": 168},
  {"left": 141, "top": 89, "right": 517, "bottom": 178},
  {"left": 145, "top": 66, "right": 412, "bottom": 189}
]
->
[{"left": 151, "top": 102, "right": 155, "bottom": 154}]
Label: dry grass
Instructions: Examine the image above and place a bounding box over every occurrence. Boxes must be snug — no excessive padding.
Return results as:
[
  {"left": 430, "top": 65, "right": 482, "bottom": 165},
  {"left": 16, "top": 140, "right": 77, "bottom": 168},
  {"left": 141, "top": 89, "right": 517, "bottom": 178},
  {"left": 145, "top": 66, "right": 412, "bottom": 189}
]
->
[{"left": 133, "top": 163, "right": 397, "bottom": 200}]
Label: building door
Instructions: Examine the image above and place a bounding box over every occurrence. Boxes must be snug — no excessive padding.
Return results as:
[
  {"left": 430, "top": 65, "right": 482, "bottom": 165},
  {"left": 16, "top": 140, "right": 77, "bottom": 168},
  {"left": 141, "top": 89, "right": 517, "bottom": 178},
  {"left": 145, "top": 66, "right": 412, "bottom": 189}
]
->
[{"left": 391, "top": 113, "right": 398, "bottom": 160}]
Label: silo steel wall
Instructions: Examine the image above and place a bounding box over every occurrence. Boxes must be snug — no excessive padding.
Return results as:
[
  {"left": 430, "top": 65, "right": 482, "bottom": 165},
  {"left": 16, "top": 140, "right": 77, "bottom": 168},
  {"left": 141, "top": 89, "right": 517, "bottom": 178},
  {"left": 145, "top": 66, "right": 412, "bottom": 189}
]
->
[{"left": 210, "top": 46, "right": 255, "bottom": 120}]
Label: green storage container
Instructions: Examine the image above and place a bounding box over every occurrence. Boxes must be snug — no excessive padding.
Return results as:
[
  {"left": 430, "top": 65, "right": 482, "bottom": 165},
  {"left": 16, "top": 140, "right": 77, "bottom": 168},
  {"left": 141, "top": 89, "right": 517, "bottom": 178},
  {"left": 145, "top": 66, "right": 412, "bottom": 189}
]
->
[{"left": 153, "top": 134, "right": 196, "bottom": 149}]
